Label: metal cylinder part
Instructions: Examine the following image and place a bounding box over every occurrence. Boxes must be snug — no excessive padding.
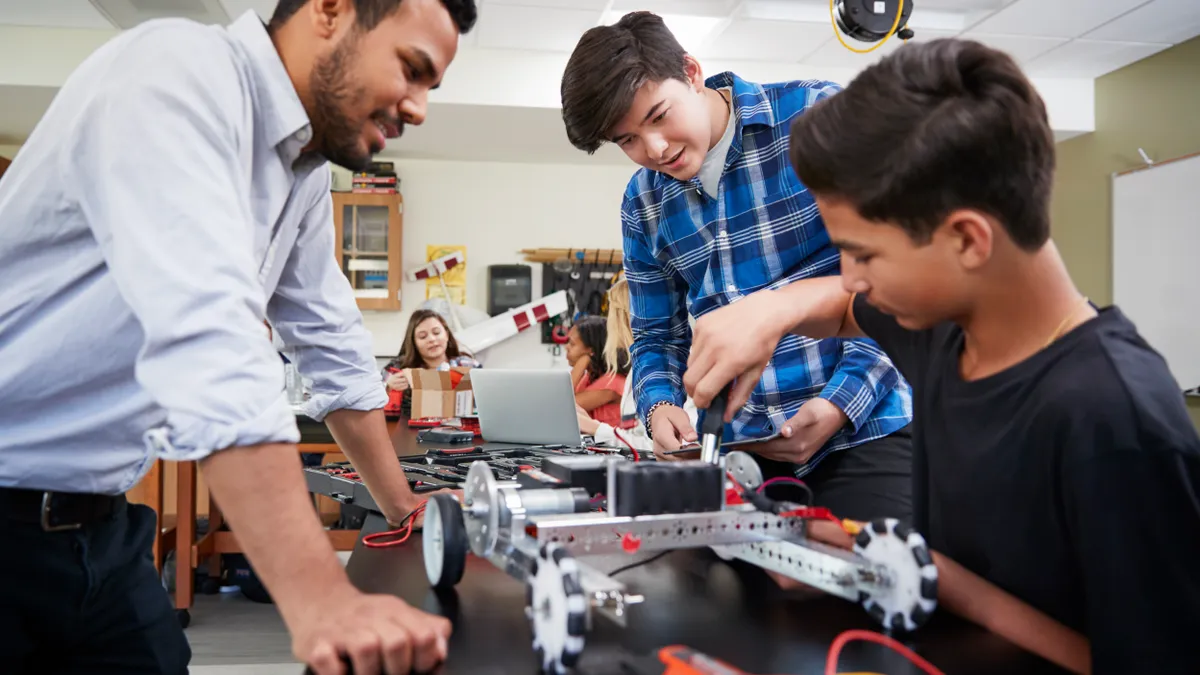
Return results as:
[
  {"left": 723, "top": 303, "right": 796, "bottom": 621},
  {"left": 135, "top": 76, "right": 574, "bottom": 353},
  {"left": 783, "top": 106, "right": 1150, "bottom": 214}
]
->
[{"left": 505, "top": 486, "right": 591, "bottom": 517}]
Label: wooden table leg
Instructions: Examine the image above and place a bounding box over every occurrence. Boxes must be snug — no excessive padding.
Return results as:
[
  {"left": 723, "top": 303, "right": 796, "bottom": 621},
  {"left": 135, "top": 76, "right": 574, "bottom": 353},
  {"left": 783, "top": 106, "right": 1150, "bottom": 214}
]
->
[{"left": 175, "top": 460, "right": 196, "bottom": 612}]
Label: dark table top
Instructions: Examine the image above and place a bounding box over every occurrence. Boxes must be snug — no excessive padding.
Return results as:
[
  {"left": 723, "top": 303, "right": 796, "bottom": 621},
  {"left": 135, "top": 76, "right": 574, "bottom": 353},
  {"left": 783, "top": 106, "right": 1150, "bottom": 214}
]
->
[{"left": 337, "top": 423, "right": 1067, "bottom": 675}]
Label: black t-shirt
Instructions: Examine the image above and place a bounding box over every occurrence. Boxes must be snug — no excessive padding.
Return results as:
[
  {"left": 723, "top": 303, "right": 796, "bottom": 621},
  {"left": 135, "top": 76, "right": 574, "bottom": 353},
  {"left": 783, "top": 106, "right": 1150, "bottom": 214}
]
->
[{"left": 853, "top": 296, "right": 1200, "bottom": 674}]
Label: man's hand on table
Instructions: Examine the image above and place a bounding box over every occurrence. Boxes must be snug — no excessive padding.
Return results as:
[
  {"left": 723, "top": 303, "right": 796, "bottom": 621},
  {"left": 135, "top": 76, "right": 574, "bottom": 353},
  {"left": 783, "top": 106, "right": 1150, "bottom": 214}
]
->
[
  {"left": 386, "top": 488, "right": 462, "bottom": 530},
  {"left": 295, "top": 584, "right": 451, "bottom": 675},
  {"left": 752, "top": 398, "right": 848, "bottom": 466},
  {"left": 200, "top": 442, "right": 453, "bottom": 675}
]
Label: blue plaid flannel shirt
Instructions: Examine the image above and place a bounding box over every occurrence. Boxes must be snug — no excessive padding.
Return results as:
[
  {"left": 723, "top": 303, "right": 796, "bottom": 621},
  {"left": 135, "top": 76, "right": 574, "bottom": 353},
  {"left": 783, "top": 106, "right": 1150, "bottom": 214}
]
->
[{"left": 621, "top": 72, "right": 913, "bottom": 475}]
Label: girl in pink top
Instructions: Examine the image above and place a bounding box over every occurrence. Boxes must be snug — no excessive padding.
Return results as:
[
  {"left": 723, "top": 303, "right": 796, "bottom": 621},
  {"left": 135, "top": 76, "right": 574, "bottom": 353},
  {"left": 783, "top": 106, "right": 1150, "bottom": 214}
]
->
[{"left": 566, "top": 316, "right": 631, "bottom": 429}]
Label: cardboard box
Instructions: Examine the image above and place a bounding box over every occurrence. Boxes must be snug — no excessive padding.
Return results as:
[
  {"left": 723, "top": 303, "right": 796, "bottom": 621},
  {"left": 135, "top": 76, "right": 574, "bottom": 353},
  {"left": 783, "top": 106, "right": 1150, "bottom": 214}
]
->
[{"left": 405, "top": 367, "right": 475, "bottom": 419}]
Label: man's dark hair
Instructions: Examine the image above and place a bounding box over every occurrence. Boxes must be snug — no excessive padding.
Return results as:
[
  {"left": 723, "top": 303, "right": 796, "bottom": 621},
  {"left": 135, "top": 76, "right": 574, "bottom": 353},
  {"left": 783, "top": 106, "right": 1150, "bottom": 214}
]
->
[
  {"left": 560, "top": 11, "right": 688, "bottom": 154},
  {"left": 789, "top": 38, "right": 1055, "bottom": 251},
  {"left": 269, "top": 0, "right": 477, "bottom": 34}
]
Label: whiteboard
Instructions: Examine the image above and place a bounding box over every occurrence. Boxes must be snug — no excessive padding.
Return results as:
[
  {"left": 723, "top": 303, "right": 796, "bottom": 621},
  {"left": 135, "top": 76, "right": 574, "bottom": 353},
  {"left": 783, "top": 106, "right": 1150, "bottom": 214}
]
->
[{"left": 1112, "top": 151, "right": 1200, "bottom": 391}]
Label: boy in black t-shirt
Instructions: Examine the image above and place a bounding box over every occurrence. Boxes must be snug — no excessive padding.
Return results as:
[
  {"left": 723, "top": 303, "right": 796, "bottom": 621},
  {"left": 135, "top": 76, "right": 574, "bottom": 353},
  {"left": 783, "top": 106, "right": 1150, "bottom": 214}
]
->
[{"left": 682, "top": 39, "right": 1200, "bottom": 674}]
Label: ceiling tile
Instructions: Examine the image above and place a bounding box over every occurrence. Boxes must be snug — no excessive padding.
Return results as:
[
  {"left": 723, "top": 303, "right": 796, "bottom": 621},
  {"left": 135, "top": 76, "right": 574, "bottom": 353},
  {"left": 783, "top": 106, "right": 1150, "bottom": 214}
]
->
[
  {"left": 475, "top": 3, "right": 599, "bottom": 51},
  {"left": 919, "top": 0, "right": 1013, "bottom": 10},
  {"left": 697, "top": 19, "right": 830, "bottom": 62},
  {"left": 960, "top": 32, "right": 1068, "bottom": 62},
  {"left": 1085, "top": 0, "right": 1200, "bottom": 44},
  {"left": 218, "top": 0, "right": 277, "bottom": 22},
  {"left": 969, "top": 0, "right": 1151, "bottom": 39},
  {"left": 610, "top": 0, "right": 740, "bottom": 18},
  {"left": 799, "top": 28, "right": 959, "bottom": 69},
  {"left": 1024, "top": 39, "right": 1171, "bottom": 77},
  {"left": 486, "top": 0, "right": 608, "bottom": 9},
  {"left": 0, "top": 0, "right": 113, "bottom": 29}
]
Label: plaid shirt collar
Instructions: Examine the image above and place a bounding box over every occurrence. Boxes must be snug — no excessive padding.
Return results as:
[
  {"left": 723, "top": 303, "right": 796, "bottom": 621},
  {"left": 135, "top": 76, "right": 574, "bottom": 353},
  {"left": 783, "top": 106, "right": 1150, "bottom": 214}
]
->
[{"left": 647, "top": 71, "right": 780, "bottom": 195}]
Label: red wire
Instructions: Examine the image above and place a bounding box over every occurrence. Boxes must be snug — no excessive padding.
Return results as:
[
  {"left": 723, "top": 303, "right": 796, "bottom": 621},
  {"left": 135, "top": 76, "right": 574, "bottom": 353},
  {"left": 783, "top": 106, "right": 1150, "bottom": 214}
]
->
[
  {"left": 756, "top": 476, "right": 807, "bottom": 493},
  {"left": 612, "top": 429, "right": 640, "bottom": 462},
  {"left": 362, "top": 501, "right": 427, "bottom": 548},
  {"left": 825, "top": 630, "right": 945, "bottom": 675}
]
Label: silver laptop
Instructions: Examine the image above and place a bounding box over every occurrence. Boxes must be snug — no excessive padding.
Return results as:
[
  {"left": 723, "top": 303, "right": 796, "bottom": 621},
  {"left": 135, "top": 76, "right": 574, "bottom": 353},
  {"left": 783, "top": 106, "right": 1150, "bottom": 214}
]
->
[{"left": 469, "top": 369, "right": 583, "bottom": 447}]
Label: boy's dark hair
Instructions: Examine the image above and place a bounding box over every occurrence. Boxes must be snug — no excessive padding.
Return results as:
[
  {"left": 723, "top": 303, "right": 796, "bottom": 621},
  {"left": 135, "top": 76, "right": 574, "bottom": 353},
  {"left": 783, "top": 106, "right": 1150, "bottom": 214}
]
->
[
  {"left": 789, "top": 38, "right": 1055, "bottom": 251},
  {"left": 560, "top": 11, "right": 688, "bottom": 154},
  {"left": 574, "top": 316, "right": 630, "bottom": 380},
  {"left": 269, "top": 0, "right": 477, "bottom": 35}
]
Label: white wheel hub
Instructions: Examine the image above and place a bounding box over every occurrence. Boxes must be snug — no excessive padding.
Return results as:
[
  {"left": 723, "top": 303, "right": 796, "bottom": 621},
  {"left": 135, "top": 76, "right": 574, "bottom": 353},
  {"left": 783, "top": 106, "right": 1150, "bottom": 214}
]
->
[{"left": 422, "top": 497, "right": 445, "bottom": 585}]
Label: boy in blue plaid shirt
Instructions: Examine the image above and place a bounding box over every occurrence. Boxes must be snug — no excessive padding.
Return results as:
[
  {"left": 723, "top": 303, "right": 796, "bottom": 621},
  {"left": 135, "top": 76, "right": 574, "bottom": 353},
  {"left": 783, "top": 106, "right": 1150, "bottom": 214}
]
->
[{"left": 560, "top": 11, "right": 914, "bottom": 522}]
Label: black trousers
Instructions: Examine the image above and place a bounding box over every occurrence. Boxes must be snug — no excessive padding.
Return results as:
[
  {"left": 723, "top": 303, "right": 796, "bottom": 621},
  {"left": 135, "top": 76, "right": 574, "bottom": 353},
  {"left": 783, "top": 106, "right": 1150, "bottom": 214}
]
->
[
  {"left": 0, "top": 501, "right": 191, "bottom": 674},
  {"left": 754, "top": 425, "right": 914, "bottom": 525}
]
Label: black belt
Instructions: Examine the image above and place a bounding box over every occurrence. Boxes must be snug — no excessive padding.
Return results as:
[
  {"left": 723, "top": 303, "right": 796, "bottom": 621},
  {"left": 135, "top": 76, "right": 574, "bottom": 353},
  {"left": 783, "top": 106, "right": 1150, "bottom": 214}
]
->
[{"left": 0, "top": 488, "right": 125, "bottom": 532}]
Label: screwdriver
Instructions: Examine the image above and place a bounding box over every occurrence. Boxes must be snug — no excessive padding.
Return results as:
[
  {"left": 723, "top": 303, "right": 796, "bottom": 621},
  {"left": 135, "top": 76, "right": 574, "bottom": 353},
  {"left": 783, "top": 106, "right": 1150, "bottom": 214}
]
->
[{"left": 698, "top": 382, "right": 732, "bottom": 465}]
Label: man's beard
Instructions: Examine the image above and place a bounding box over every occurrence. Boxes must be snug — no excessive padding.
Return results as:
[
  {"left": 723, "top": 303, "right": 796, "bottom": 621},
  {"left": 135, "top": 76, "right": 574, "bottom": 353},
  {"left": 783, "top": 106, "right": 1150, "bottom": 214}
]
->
[{"left": 309, "top": 33, "right": 379, "bottom": 172}]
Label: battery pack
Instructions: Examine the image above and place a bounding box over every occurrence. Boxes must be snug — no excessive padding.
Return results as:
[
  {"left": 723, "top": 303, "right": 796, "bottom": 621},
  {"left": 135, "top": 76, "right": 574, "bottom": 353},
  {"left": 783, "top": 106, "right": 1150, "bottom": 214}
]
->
[{"left": 611, "top": 461, "right": 723, "bottom": 517}]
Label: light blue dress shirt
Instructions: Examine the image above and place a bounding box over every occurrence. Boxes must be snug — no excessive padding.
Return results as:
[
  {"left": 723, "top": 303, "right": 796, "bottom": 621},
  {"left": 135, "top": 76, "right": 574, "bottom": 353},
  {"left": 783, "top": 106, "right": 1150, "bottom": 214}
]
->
[{"left": 0, "top": 12, "right": 388, "bottom": 495}]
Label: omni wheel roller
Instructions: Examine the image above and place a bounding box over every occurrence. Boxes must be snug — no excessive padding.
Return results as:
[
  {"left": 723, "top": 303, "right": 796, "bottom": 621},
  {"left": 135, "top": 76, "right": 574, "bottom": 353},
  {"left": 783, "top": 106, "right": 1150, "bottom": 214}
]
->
[
  {"left": 423, "top": 493, "right": 468, "bottom": 589},
  {"left": 525, "top": 543, "right": 587, "bottom": 674},
  {"left": 854, "top": 517, "right": 938, "bottom": 632}
]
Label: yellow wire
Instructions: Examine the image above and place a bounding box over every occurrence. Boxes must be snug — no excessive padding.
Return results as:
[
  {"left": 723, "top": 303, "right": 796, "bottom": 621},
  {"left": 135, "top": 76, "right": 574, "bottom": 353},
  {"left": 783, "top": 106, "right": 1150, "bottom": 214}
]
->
[{"left": 830, "top": 0, "right": 905, "bottom": 54}]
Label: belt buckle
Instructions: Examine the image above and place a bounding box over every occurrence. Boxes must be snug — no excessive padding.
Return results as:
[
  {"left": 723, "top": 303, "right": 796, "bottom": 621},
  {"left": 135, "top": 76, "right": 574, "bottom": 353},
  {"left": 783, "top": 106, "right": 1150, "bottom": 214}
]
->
[{"left": 41, "top": 492, "right": 83, "bottom": 532}]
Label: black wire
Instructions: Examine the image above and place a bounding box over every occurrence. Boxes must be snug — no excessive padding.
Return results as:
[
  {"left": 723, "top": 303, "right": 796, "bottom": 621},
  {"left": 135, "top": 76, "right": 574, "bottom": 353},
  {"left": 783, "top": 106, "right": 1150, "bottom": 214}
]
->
[{"left": 606, "top": 551, "right": 670, "bottom": 577}]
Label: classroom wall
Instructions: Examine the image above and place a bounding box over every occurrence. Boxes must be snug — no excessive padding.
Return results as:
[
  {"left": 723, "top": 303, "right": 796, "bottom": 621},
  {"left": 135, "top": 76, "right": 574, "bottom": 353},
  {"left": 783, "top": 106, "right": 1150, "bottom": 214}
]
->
[
  {"left": 341, "top": 158, "right": 635, "bottom": 369},
  {"left": 1051, "top": 35, "right": 1200, "bottom": 427}
]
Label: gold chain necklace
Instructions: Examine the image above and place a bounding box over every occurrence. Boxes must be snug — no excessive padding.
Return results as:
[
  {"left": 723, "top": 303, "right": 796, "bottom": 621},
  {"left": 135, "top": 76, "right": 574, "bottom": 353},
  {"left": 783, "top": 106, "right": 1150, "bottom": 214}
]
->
[
  {"left": 962, "top": 295, "right": 1091, "bottom": 378},
  {"left": 1044, "top": 295, "right": 1091, "bottom": 347}
]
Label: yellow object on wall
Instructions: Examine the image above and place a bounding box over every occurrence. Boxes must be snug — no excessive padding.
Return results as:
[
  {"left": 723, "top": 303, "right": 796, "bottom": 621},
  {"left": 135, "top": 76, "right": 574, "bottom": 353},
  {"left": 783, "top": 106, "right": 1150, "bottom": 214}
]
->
[{"left": 426, "top": 244, "right": 467, "bottom": 305}]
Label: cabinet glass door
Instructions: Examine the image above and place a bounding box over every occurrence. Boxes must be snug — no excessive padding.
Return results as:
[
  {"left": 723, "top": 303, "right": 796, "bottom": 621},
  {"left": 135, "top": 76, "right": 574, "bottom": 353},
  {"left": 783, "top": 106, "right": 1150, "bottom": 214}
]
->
[{"left": 342, "top": 203, "right": 391, "bottom": 299}]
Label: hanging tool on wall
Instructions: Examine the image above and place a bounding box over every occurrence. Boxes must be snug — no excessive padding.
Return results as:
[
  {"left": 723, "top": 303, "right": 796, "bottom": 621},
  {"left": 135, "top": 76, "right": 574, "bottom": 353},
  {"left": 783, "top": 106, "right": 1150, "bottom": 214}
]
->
[
  {"left": 584, "top": 249, "right": 617, "bottom": 316},
  {"left": 544, "top": 249, "right": 575, "bottom": 354}
]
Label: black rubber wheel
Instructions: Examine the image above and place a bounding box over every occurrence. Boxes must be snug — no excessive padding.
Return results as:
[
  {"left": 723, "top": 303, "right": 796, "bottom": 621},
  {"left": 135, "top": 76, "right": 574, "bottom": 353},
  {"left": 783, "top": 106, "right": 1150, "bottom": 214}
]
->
[
  {"left": 423, "top": 493, "right": 468, "bottom": 589},
  {"left": 176, "top": 609, "right": 191, "bottom": 629}
]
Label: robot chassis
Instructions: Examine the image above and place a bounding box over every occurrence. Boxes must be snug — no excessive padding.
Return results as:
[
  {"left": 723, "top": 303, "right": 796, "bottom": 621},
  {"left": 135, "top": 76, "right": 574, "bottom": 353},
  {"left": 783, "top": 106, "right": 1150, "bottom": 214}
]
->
[{"left": 421, "top": 451, "right": 939, "bottom": 674}]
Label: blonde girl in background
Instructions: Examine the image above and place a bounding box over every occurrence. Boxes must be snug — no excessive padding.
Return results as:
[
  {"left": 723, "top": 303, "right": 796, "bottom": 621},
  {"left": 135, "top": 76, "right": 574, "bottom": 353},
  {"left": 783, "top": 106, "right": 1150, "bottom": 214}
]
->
[{"left": 577, "top": 276, "right": 697, "bottom": 454}]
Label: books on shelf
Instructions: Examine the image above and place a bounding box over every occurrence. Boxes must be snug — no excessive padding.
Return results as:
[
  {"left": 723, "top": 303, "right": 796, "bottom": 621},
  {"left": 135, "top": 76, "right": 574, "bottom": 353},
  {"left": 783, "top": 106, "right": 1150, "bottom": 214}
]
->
[{"left": 351, "top": 160, "right": 399, "bottom": 194}]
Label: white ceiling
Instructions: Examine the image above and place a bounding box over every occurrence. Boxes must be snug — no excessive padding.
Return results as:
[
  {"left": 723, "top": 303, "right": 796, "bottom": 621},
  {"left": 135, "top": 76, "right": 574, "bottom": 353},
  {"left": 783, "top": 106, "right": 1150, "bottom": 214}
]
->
[
  {"left": 0, "top": 0, "right": 1197, "bottom": 161},
  {"left": 0, "top": 0, "right": 1195, "bottom": 78}
]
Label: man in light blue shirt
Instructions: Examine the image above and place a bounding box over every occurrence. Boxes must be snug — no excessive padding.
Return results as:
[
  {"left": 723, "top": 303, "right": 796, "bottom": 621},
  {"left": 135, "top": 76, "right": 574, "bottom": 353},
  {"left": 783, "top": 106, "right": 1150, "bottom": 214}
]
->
[{"left": 0, "top": 1, "right": 475, "bottom": 673}]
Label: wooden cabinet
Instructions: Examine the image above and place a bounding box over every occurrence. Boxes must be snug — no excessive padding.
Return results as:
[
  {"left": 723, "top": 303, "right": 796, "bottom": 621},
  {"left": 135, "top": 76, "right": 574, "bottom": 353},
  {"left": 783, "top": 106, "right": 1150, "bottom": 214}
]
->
[
  {"left": 332, "top": 192, "right": 403, "bottom": 311},
  {"left": 0, "top": 156, "right": 11, "bottom": 181}
]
